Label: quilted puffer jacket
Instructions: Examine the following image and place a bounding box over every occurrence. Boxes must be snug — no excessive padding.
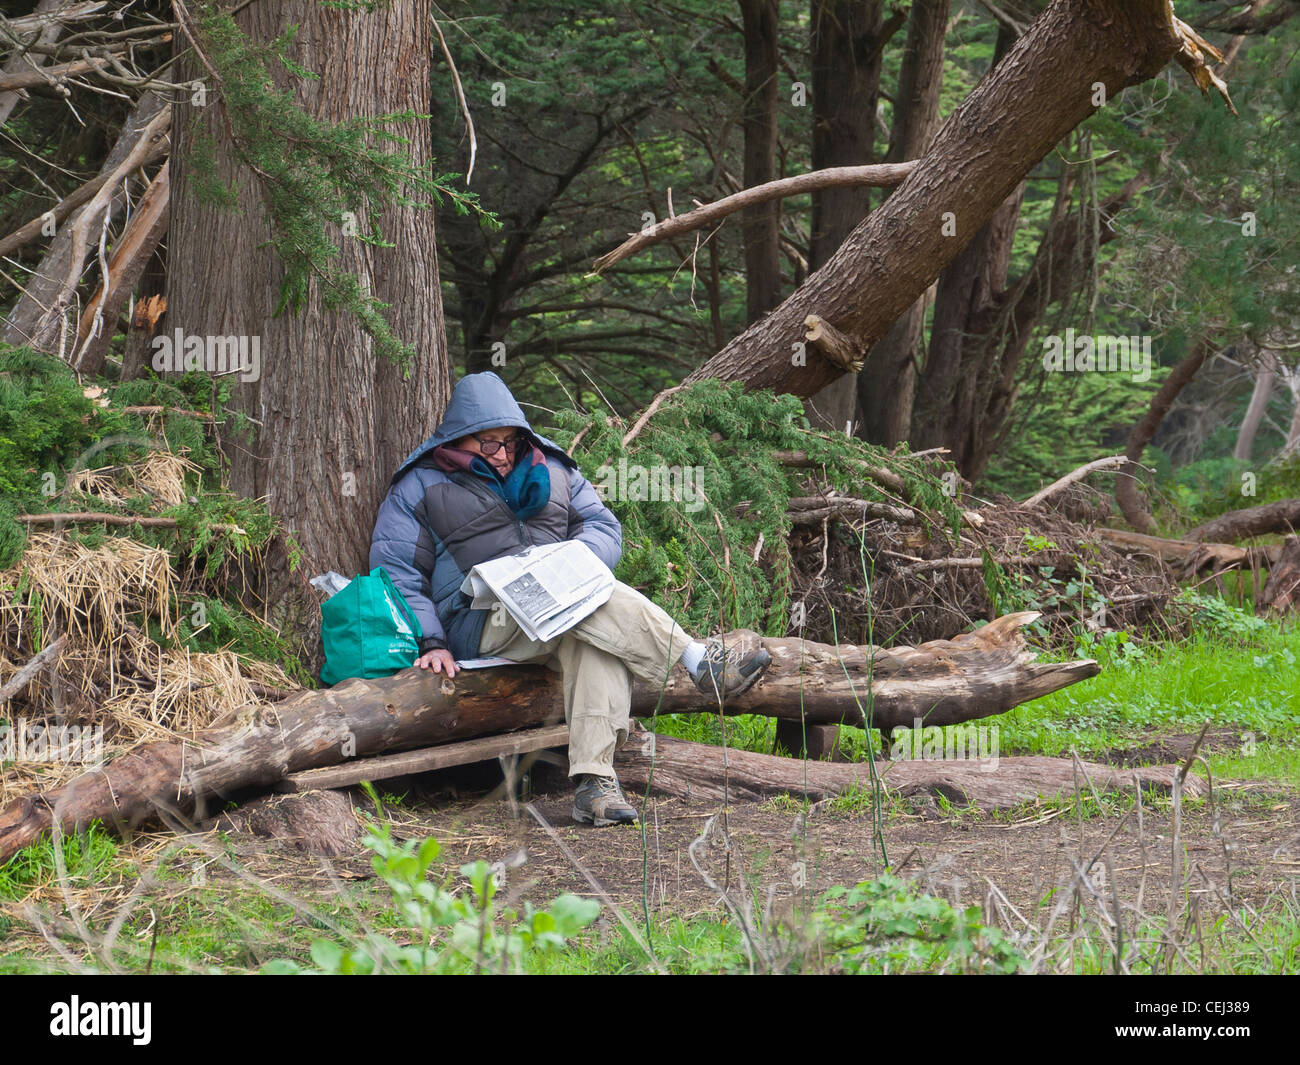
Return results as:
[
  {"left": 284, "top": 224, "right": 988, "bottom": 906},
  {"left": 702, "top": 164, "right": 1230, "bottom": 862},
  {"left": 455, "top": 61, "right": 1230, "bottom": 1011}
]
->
[{"left": 369, "top": 371, "right": 621, "bottom": 660}]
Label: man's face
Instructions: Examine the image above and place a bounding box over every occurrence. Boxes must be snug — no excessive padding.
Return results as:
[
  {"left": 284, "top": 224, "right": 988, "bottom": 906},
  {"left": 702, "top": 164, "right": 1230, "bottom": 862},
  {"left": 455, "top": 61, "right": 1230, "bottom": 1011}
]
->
[{"left": 455, "top": 426, "right": 521, "bottom": 477}]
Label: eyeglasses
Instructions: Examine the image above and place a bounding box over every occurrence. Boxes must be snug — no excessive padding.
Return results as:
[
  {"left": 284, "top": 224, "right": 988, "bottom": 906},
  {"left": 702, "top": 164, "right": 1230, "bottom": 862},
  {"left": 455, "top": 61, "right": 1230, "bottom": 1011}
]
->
[{"left": 472, "top": 433, "right": 523, "bottom": 457}]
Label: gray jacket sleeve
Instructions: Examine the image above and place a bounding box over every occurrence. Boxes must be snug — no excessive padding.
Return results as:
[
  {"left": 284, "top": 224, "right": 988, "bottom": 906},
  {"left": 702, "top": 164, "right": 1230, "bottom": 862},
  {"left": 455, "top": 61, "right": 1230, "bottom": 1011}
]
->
[{"left": 566, "top": 467, "right": 622, "bottom": 572}]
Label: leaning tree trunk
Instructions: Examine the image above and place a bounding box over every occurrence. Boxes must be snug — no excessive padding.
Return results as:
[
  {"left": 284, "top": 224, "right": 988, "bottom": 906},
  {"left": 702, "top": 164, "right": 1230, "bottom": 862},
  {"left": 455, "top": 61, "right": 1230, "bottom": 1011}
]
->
[
  {"left": 1187, "top": 498, "right": 1300, "bottom": 543},
  {"left": 684, "top": 0, "right": 1184, "bottom": 399},
  {"left": 1234, "top": 346, "right": 1275, "bottom": 462},
  {"left": 1, "top": 91, "right": 168, "bottom": 355},
  {"left": 169, "top": 1, "right": 449, "bottom": 627},
  {"left": 0, "top": 613, "right": 1098, "bottom": 861}
]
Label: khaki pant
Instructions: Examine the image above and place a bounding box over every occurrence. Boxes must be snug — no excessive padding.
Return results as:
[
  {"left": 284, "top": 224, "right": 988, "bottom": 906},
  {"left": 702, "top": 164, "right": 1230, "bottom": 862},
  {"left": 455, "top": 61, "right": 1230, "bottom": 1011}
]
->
[{"left": 476, "top": 580, "right": 695, "bottom": 777}]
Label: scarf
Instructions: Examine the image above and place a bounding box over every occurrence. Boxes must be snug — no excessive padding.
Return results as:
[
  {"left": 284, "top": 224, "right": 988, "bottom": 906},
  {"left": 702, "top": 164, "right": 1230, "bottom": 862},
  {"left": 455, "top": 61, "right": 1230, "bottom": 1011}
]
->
[{"left": 430, "top": 438, "right": 551, "bottom": 520}]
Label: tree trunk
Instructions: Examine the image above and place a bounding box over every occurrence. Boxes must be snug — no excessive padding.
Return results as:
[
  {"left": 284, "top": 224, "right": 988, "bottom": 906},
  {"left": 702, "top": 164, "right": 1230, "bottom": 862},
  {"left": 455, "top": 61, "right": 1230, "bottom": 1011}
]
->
[
  {"left": 1258, "top": 536, "right": 1300, "bottom": 615},
  {"left": 614, "top": 730, "right": 1206, "bottom": 809},
  {"left": 1116, "top": 339, "right": 1213, "bottom": 532},
  {"left": 857, "top": 0, "right": 950, "bottom": 446},
  {"left": 1233, "top": 346, "right": 1275, "bottom": 462},
  {"left": 168, "top": 2, "right": 449, "bottom": 627},
  {"left": 739, "top": 0, "right": 782, "bottom": 322},
  {"left": 1187, "top": 499, "right": 1300, "bottom": 543},
  {"left": 0, "top": 614, "right": 1098, "bottom": 861},
  {"left": 685, "top": 0, "right": 1181, "bottom": 401},
  {"left": 803, "top": 0, "right": 888, "bottom": 434}
]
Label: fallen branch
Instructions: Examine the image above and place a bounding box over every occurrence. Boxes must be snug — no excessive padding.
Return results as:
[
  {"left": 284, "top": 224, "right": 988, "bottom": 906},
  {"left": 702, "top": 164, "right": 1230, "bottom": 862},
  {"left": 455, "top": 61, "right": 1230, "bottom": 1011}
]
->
[
  {"left": 1095, "top": 528, "right": 1281, "bottom": 575},
  {"left": 16, "top": 513, "right": 245, "bottom": 535},
  {"left": 591, "top": 163, "right": 916, "bottom": 274},
  {"left": 1023, "top": 455, "right": 1125, "bottom": 508},
  {"left": 0, "top": 635, "right": 68, "bottom": 704}
]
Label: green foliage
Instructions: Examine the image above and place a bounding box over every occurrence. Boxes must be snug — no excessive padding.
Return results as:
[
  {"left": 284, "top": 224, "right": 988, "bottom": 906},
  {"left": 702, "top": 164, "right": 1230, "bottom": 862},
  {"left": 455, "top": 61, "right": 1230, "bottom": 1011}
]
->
[
  {"left": 811, "top": 873, "right": 1028, "bottom": 974},
  {"left": 549, "top": 871, "right": 1027, "bottom": 974},
  {"left": 548, "top": 378, "right": 961, "bottom": 640},
  {"left": 264, "top": 818, "right": 599, "bottom": 974},
  {"left": 1171, "top": 589, "right": 1270, "bottom": 644},
  {"left": 0, "top": 346, "right": 99, "bottom": 504},
  {"left": 163, "top": 494, "right": 277, "bottom": 580},
  {"left": 187, "top": 1, "right": 497, "bottom": 370},
  {"left": 0, "top": 823, "right": 118, "bottom": 903}
]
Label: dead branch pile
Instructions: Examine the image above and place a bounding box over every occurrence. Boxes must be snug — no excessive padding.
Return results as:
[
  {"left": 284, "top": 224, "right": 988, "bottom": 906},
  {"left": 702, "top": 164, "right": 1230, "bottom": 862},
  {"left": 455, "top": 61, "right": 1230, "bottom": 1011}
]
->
[{"left": 782, "top": 472, "right": 1182, "bottom": 648}]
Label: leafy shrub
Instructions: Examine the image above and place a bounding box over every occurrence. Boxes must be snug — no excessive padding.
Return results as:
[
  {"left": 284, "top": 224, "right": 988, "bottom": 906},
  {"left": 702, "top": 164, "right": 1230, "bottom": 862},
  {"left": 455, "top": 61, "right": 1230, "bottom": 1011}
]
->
[
  {"left": 808, "top": 873, "right": 1029, "bottom": 974},
  {"left": 264, "top": 818, "right": 600, "bottom": 974}
]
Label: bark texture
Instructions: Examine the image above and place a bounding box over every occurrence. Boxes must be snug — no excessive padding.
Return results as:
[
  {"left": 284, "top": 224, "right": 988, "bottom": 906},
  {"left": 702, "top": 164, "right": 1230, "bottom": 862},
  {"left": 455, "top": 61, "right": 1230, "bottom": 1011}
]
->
[
  {"left": 740, "top": 0, "right": 782, "bottom": 321},
  {"left": 168, "top": 1, "right": 448, "bottom": 606}
]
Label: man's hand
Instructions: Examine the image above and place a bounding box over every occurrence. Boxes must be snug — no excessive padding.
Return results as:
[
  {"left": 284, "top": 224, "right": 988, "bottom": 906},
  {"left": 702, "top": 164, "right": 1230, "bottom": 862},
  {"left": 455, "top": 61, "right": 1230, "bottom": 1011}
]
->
[{"left": 415, "top": 648, "right": 459, "bottom": 677}]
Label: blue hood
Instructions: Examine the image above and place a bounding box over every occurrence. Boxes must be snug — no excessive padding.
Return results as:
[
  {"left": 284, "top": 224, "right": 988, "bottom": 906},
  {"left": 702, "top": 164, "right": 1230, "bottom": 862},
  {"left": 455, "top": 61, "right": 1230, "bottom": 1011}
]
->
[{"left": 390, "top": 371, "right": 577, "bottom": 485}]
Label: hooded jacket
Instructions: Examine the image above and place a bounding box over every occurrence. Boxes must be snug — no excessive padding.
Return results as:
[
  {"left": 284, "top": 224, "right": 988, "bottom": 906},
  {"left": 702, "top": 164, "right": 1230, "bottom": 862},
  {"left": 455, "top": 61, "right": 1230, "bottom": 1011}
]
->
[{"left": 369, "top": 371, "right": 621, "bottom": 661}]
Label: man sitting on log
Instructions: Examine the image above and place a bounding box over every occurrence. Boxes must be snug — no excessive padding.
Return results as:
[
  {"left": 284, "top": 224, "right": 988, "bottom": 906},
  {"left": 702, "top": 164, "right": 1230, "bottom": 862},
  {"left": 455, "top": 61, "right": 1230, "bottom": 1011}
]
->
[{"left": 370, "top": 371, "right": 772, "bottom": 827}]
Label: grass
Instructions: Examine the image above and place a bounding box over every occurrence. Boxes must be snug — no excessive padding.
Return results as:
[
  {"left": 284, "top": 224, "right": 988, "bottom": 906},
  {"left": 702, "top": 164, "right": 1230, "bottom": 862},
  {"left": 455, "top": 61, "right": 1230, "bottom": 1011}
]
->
[
  {"left": 0, "top": 822, "right": 119, "bottom": 905},
  {"left": 999, "top": 625, "right": 1300, "bottom": 778}
]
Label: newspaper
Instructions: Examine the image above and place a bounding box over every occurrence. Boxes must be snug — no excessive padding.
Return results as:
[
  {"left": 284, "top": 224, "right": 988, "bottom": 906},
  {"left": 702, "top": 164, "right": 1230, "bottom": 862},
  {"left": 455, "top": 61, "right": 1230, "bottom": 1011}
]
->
[
  {"left": 454, "top": 656, "right": 526, "bottom": 670},
  {"left": 460, "top": 540, "right": 614, "bottom": 643}
]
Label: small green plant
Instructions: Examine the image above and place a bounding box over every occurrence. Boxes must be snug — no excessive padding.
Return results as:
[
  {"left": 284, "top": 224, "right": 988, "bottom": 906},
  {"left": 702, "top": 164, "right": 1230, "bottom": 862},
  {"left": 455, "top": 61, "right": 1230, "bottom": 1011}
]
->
[
  {"left": 808, "top": 873, "right": 1029, "bottom": 974},
  {"left": 264, "top": 818, "right": 600, "bottom": 974},
  {"left": 1073, "top": 627, "right": 1146, "bottom": 666},
  {"left": 1173, "top": 589, "right": 1270, "bottom": 644},
  {"left": 1019, "top": 530, "right": 1058, "bottom": 553}
]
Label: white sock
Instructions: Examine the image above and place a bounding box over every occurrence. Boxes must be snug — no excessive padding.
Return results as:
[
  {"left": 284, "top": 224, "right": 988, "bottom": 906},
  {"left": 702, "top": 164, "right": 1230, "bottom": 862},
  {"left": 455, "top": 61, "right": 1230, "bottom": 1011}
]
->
[{"left": 679, "top": 640, "right": 708, "bottom": 678}]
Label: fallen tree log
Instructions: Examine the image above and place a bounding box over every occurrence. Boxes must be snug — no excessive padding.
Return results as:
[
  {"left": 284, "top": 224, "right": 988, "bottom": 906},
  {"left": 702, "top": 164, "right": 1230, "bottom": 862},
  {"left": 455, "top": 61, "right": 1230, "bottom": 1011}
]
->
[
  {"left": 1095, "top": 528, "right": 1282, "bottom": 575},
  {"left": 1187, "top": 498, "right": 1300, "bottom": 543},
  {"left": 614, "top": 730, "right": 1207, "bottom": 809},
  {"left": 0, "top": 612, "right": 1097, "bottom": 862}
]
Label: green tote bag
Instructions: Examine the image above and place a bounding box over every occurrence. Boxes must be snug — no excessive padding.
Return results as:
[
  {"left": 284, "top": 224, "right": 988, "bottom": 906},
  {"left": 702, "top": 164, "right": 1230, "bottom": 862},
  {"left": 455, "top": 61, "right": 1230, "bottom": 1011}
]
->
[{"left": 320, "top": 567, "right": 423, "bottom": 685}]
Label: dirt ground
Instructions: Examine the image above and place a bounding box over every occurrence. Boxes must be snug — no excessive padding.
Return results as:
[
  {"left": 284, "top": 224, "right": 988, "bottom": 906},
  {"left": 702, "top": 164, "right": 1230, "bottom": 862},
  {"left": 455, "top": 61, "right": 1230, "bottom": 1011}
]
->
[
  {"left": 208, "top": 738, "right": 1300, "bottom": 935},
  {"left": 6, "top": 732, "right": 1297, "bottom": 972}
]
